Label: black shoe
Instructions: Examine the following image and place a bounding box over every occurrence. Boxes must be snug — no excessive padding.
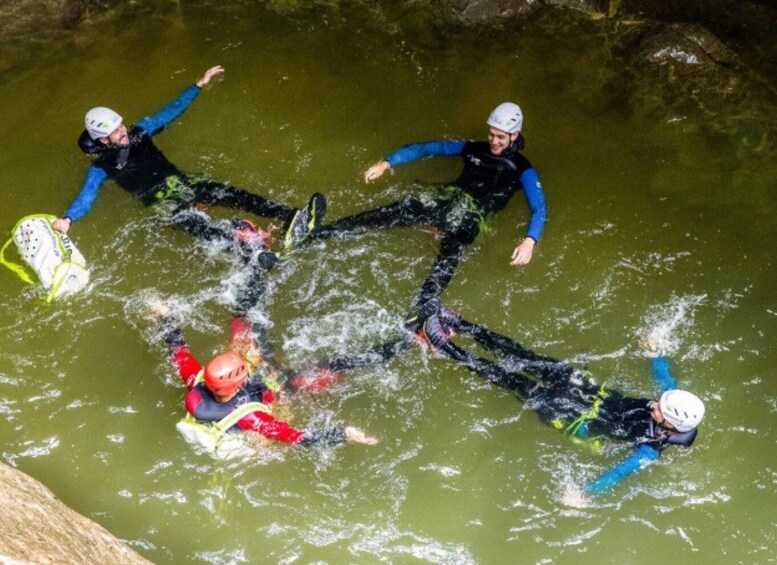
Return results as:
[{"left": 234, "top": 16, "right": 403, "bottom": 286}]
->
[
  {"left": 422, "top": 315, "right": 453, "bottom": 350},
  {"left": 437, "top": 304, "right": 462, "bottom": 330},
  {"left": 403, "top": 299, "right": 440, "bottom": 335},
  {"left": 283, "top": 193, "right": 327, "bottom": 250}
]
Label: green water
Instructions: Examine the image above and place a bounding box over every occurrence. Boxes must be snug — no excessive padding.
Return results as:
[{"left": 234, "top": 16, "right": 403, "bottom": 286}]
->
[{"left": 0, "top": 2, "right": 775, "bottom": 563}]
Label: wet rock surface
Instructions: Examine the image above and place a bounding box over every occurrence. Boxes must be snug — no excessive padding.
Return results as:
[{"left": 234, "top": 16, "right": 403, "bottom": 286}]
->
[{"left": 0, "top": 462, "right": 150, "bottom": 564}]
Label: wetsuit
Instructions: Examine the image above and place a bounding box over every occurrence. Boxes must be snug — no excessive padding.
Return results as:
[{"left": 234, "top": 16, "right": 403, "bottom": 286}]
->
[
  {"left": 427, "top": 316, "right": 698, "bottom": 494},
  {"left": 65, "top": 84, "right": 296, "bottom": 248},
  {"left": 160, "top": 312, "right": 347, "bottom": 446},
  {"left": 310, "top": 138, "right": 547, "bottom": 308},
  {"left": 157, "top": 243, "right": 347, "bottom": 446}
]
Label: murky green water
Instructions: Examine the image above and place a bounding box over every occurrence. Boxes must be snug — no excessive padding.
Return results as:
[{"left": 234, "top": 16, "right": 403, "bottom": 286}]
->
[{"left": 0, "top": 2, "right": 775, "bottom": 563}]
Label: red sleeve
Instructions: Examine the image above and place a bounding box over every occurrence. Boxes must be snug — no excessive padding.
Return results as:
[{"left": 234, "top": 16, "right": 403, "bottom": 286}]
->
[
  {"left": 172, "top": 345, "right": 202, "bottom": 390},
  {"left": 185, "top": 388, "right": 204, "bottom": 415},
  {"left": 237, "top": 411, "right": 304, "bottom": 444}
]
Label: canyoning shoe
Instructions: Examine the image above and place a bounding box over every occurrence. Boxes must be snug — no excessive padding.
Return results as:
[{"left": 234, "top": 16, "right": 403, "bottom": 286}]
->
[
  {"left": 437, "top": 304, "right": 462, "bottom": 331},
  {"left": 421, "top": 314, "right": 454, "bottom": 350},
  {"left": 283, "top": 192, "right": 327, "bottom": 250},
  {"left": 403, "top": 299, "right": 442, "bottom": 343}
]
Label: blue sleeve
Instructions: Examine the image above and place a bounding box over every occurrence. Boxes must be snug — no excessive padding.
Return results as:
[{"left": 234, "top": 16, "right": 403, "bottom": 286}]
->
[
  {"left": 136, "top": 84, "right": 201, "bottom": 136},
  {"left": 384, "top": 141, "right": 466, "bottom": 167},
  {"left": 65, "top": 166, "right": 108, "bottom": 221},
  {"left": 652, "top": 356, "right": 677, "bottom": 392},
  {"left": 583, "top": 444, "right": 661, "bottom": 495},
  {"left": 520, "top": 168, "right": 546, "bottom": 242}
]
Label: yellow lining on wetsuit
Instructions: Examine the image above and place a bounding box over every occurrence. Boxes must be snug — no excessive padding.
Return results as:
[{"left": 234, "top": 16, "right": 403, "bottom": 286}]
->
[
  {"left": 439, "top": 186, "right": 493, "bottom": 236},
  {"left": 565, "top": 384, "right": 609, "bottom": 437}
]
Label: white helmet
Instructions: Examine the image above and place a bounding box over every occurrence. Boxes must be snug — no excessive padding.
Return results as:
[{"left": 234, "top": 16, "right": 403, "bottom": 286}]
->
[
  {"left": 85, "top": 107, "right": 123, "bottom": 140},
  {"left": 659, "top": 390, "right": 705, "bottom": 432},
  {"left": 487, "top": 102, "right": 523, "bottom": 134}
]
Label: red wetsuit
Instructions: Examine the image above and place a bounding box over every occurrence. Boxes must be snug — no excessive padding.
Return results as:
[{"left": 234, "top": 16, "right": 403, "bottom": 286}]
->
[{"left": 167, "top": 316, "right": 345, "bottom": 446}]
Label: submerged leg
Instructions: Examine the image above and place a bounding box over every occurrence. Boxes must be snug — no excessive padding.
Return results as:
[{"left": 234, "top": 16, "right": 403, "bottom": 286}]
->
[
  {"left": 324, "top": 337, "right": 414, "bottom": 372},
  {"left": 413, "top": 208, "right": 480, "bottom": 308},
  {"left": 168, "top": 205, "right": 233, "bottom": 248}
]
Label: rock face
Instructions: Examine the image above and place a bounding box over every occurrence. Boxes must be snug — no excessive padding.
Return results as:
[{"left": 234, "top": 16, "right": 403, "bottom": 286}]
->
[{"left": 0, "top": 462, "right": 150, "bottom": 565}]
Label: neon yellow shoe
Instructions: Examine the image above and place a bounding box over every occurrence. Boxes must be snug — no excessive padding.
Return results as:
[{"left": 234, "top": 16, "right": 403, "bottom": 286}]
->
[{"left": 283, "top": 193, "right": 327, "bottom": 250}]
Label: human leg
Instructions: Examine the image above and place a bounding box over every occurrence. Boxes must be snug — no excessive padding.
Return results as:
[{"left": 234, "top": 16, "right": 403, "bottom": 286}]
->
[
  {"left": 325, "top": 337, "right": 414, "bottom": 372},
  {"left": 411, "top": 205, "right": 481, "bottom": 310},
  {"left": 167, "top": 204, "right": 235, "bottom": 248},
  {"left": 435, "top": 339, "right": 536, "bottom": 400},
  {"left": 454, "top": 318, "right": 575, "bottom": 385},
  {"left": 190, "top": 180, "right": 296, "bottom": 224},
  {"left": 288, "top": 337, "right": 413, "bottom": 393},
  {"left": 312, "top": 195, "right": 434, "bottom": 240}
]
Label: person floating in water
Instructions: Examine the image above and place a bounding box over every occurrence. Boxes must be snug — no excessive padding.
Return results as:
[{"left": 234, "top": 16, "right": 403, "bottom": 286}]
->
[
  {"left": 287, "top": 102, "right": 546, "bottom": 323},
  {"left": 417, "top": 307, "right": 704, "bottom": 502},
  {"left": 150, "top": 222, "right": 375, "bottom": 457},
  {"left": 52, "top": 64, "right": 324, "bottom": 252}
]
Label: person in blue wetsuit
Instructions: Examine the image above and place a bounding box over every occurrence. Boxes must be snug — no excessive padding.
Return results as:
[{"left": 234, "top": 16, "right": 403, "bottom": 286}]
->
[
  {"left": 292, "top": 102, "right": 546, "bottom": 322},
  {"left": 416, "top": 308, "right": 705, "bottom": 503},
  {"left": 52, "top": 65, "right": 324, "bottom": 250}
]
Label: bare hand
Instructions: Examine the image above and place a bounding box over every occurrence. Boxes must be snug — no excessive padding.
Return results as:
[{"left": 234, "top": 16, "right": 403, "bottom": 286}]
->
[
  {"left": 510, "top": 237, "right": 535, "bottom": 265},
  {"left": 345, "top": 426, "right": 378, "bottom": 445},
  {"left": 196, "top": 65, "right": 224, "bottom": 88},
  {"left": 364, "top": 160, "right": 390, "bottom": 183},
  {"left": 147, "top": 298, "right": 171, "bottom": 319},
  {"left": 52, "top": 217, "right": 71, "bottom": 234},
  {"left": 561, "top": 487, "right": 591, "bottom": 508},
  {"left": 640, "top": 336, "right": 663, "bottom": 357}
]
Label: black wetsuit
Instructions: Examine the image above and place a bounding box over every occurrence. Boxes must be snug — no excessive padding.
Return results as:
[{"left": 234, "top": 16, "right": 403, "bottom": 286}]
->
[
  {"left": 309, "top": 138, "right": 546, "bottom": 309},
  {"left": 66, "top": 84, "right": 296, "bottom": 249},
  {"left": 432, "top": 317, "right": 697, "bottom": 450}
]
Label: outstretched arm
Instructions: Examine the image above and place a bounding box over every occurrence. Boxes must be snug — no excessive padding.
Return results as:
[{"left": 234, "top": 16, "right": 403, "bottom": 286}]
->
[
  {"left": 137, "top": 65, "right": 224, "bottom": 136},
  {"left": 155, "top": 308, "right": 202, "bottom": 390},
  {"left": 510, "top": 168, "right": 546, "bottom": 266},
  {"left": 652, "top": 357, "right": 677, "bottom": 392},
  {"left": 582, "top": 444, "right": 661, "bottom": 496},
  {"left": 237, "top": 412, "right": 377, "bottom": 445},
  {"left": 53, "top": 166, "right": 108, "bottom": 233},
  {"left": 364, "top": 141, "right": 466, "bottom": 182},
  {"left": 642, "top": 337, "right": 677, "bottom": 392}
]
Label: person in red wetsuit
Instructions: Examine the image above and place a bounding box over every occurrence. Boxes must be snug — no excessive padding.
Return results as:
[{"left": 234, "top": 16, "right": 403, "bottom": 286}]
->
[
  {"left": 167, "top": 342, "right": 374, "bottom": 446},
  {"left": 152, "top": 220, "right": 376, "bottom": 449}
]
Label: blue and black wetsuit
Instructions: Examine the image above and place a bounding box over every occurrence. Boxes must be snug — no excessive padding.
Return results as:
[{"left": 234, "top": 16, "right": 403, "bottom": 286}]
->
[
  {"left": 429, "top": 317, "right": 698, "bottom": 494},
  {"left": 66, "top": 84, "right": 296, "bottom": 247},
  {"left": 310, "top": 139, "right": 547, "bottom": 309}
]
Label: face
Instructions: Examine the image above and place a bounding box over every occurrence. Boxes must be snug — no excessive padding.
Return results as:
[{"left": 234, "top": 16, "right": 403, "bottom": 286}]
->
[
  {"left": 487, "top": 127, "right": 518, "bottom": 155},
  {"left": 214, "top": 389, "right": 238, "bottom": 403},
  {"left": 99, "top": 122, "right": 129, "bottom": 147},
  {"left": 651, "top": 401, "right": 676, "bottom": 430}
]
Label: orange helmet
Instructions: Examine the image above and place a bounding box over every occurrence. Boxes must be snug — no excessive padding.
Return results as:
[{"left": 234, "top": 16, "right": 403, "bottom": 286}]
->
[{"left": 204, "top": 352, "right": 248, "bottom": 396}]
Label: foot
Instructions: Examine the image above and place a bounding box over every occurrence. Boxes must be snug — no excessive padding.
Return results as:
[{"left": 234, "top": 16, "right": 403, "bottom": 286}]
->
[
  {"left": 403, "top": 299, "right": 441, "bottom": 335},
  {"left": 437, "top": 304, "right": 462, "bottom": 330},
  {"left": 421, "top": 314, "right": 454, "bottom": 349},
  {"left": 283, "top": 193, "right": 326, "bottom": 250}
]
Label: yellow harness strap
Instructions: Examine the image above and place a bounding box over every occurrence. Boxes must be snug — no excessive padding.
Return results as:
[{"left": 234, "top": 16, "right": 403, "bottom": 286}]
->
[{"left": 564, "top": 384, "right": 610, "bottom": 438}]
